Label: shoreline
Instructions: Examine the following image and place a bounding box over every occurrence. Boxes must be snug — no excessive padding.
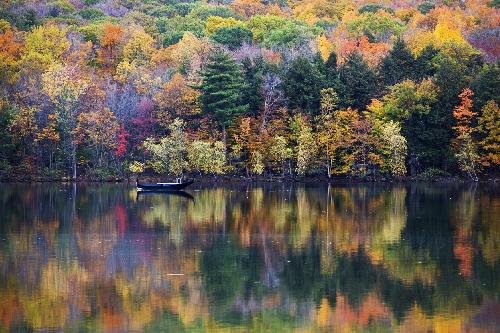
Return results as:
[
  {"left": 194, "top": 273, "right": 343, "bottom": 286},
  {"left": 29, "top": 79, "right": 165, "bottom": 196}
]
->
[{"left": 1, "top": 174, "right": 498, "bottom": 184}]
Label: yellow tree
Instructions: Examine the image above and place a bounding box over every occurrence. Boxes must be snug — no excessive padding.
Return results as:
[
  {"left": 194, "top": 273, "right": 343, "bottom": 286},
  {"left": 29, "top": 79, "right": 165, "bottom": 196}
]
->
[
  {"left": 74, "top": 107, "right": 120, "bottom": 168},
  {"left": 35, "top": 114, "right": 60, "bottom": 171},
  {"left": 169, "top": 32, "right": 212, "bottom": 81},
  {"left": 316, "top": 88, "right": 340, "bottom": 177},
  {"left": 230, "top": 0, "right": 267, "bottom": 18},
  {"left": 204, "top": 16, "right": 242, "bottom": 35},
  {"left": 8, "top": 106, "right": 37, "bottom": 156},
  {"left": 122, "top": 28, "right": 155, "bottom": 65},
  {"left": 42, "top": 63, "right": 90, "bottom": 179},
  {"left": 379, "top": 121, "right": 407, "bottom": 177},
  {"left": 153, "top": 73, "right": 201, "bottom": 128},
  {"left": 290, "top": 115, "right": 317, "bottom": 175},
  {"left": 21, "top": 24, "right": 70, "bottom": 73}
]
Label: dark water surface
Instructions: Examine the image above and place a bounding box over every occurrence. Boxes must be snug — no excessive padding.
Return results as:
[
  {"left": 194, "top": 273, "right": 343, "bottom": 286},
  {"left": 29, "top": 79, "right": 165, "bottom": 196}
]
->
[{"left": 0, "top": 183, "right": 499, "bottom": 332}]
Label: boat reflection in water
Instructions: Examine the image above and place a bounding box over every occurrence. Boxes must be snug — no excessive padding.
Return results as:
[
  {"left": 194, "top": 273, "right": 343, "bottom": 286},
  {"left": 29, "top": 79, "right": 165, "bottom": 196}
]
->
[
  {"left": 136, "top": 189, "right": 195, "bottom": 201},
  {"left": 0, "top": 182, "right": 499, "bottom": 332}
]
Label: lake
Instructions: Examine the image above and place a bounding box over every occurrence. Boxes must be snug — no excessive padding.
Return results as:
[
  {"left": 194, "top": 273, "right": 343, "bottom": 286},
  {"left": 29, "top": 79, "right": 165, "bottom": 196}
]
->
[{"left": 0, "top": 182, "right": 499, "bottom": 332}]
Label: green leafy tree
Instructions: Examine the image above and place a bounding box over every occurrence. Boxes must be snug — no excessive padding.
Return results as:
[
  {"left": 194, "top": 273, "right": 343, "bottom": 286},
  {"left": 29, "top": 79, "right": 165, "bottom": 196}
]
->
[
  {"left": 290, "top": 115, "right": 316, "bottom": 175},
  {"left": 210, "top": 26, "right": 253, "bottom": 50},
  {"left": 476, "top": 100, "right": 499, "bottom": 170},
  {"left": 283, "top": 56, "right": 325, "bottom": 114},
  {"left": 188, "top": 140, "right": 226, "bottom": 175},
  {"left": 470, "top": 64, "right": 500, "bottom": 111},
  {"left": 413, "top": 45, "right": 439, "bottom": 81},
  {"left": 380, "top": 38, "right": 415, "bottom": 87},
  {"left": 200, "top": 49, "right": 248, "bottom": 143},
  {"left": 144, "top": 119, "right": 188, "bottom": 176},
  {"left": 269, "top": 135, "right": 292, "bottom": 176},
  {"left": 379, "top": 121, "right": 407, "bottom": 177},
  {"left": 338, "top": 52, "right": 377, "bottom": 110},
  {"left": 346, "top": 12, "right": 404, "bottom": 42},
  {"left": 241, "top": 57, "right": 264, "bottom": 116}
]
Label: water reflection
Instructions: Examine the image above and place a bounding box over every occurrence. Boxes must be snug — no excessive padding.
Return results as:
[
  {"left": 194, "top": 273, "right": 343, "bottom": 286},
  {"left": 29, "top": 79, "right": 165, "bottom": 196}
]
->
[{"left": 0, "top": 183, "right": 499, "bottom": 332}]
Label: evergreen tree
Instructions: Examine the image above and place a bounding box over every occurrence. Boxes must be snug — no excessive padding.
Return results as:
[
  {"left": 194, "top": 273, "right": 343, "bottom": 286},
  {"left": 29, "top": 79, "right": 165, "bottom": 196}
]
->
[
  {"left": 380, "top": 38, "right": 415, "bottom": 86},
  {"left": 200, "top": 50, "right": 248, "bottom": 140},
  {"left": 241, "top": 57, "right": 264, "bottom": 116},
  {"left": 471, "top": 63, "right": 500, "bottom": 111},
  {"left": 323, "top": 51, "right": 342, "bottom": 88},
  {"left": 413, "top": 45, "right": 439, "bottom": 81},
  {"left": 283, "top": 56, "right": 325, "bottom": 114},
  {"left": 338, "top": 52, "right": 377, "bottom": 110}
]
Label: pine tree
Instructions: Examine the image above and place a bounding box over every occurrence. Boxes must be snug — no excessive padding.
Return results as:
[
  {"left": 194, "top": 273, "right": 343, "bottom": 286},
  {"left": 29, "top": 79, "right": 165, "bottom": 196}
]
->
[
  {"left": 200, "top": 50, "right": 248, "bottom": 142},
  {"left": 380, "top": 38, "right": 415, "bottom": 86},
  {"left": 338, "top": 52, "right": 377, "bottom": 110}
]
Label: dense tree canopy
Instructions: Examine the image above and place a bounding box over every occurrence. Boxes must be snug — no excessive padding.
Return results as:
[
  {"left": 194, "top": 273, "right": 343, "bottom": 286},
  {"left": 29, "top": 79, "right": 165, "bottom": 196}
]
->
[{"left": 0, "top": 0, "right": 498, "bottom": 180}]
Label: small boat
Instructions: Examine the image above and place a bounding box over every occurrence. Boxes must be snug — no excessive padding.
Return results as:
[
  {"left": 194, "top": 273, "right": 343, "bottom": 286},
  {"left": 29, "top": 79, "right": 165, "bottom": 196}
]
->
[{"left": 136, "top": 178, "right": 194, "bottom": 192}]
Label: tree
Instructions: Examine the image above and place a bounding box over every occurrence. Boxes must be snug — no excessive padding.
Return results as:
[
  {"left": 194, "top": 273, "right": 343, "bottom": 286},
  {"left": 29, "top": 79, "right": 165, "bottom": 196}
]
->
[
  {"left": 188, "top": 140, "right": 226, "bottom": 175},
  {"left": 346, "top": 11, "right": 404, "bottom": 42},
  {"left": 370, "top": 78, "right": 446, "bottom": 173},
  {"left": 476, "top": 100, "right": 499, "bottom": 169},
  {"left": 379, "top": 121, "right": 407, "bottom": 177},
  {"left": 379, "top": 38, "right": 415, "bottom": 87},
  {"left": 200, "top": 49, "right": 248, "bottom": 143},
  {"left": 211, "top": 26, "right": 253, "bottom": 50},
  {"left": 74, "top": 107, "right": 120, "bottom": 168},
  {"left": 0, "top": 27, "right": 22, "bottom": 87},
  {"left": 470, "top": 64, "right": 500, "bottom": 111},
  {"left": 338, "top": 52, "right": 377, "bottom": 110},
  {"left": 21, "top": 24, "right": 69, "bottom": 72},
  {"left": 205, "top": 16, "right": 242, "bottom": 35},
  {"left": 154, "top": 73, "right": 201, "bottom": 127},
  {"left": 8, "top": 106, "right": 37, "bottom": 155},
  {"left": 316, "top": 88, "right": 340, "bottom": 177},
  {"left": 144, "top": 119, "right": 188, "bottom": 176},
  {"left": 42, "top": 63, "right": 90, "bottom": 179},
  {"left": 290, "top": 115, "right": 316, "bottom": 175},
  {"left": 97, "top": 24, "right": 124, "bottom": 70},
  {"left": 268, "top": 135, "right": 292, "bottom": 175},
  {"left": 260, "top": 72, "right": 284, "bottom": 131},
  {"left": 35, "top": 113, "right": 60, "bottom": 171},
  {"left": 241, "top": 57, "right": 264, "bottom": 117},
  {"left": 375, "top": 79, "right": 439, "bottom": 123},
  {"left": 323, "top": 51, "right": 340, "bottom": 88},
  {"left": 283, "top": 56, "right": 325, "bottom": 114},
  {"left": 452, "top": 88, "right": 479, "bottom": 180},
  {"left": 122, "top": 28, "right": 155, "bottom": 65}
]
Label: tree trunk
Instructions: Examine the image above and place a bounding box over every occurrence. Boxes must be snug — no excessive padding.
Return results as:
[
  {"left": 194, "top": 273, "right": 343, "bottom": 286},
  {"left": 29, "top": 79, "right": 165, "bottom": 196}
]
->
[
  {"left": 222, "top": 125, "right": 227, "bottom": 150},
  {"left": 72, "top": 143, "right": 77, "bottom": 180}
]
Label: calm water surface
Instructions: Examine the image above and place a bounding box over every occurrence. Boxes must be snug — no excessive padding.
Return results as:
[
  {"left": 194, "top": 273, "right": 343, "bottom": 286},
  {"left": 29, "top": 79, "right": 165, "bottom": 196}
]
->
[{"left": 0, "top": 183, "right": 499, "bottom": 332}]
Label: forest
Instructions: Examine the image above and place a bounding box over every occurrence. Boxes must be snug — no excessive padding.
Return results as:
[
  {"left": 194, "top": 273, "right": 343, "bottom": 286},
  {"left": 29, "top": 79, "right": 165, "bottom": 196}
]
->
[{"left": 0, "top": 0, "right": 498, "bottom": 181}]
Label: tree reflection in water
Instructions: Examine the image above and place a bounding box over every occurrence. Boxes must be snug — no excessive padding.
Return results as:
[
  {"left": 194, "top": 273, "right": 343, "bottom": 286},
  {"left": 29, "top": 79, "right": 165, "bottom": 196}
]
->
[{"left": 0, "top": 183, "right": 499, "bottom": 332}]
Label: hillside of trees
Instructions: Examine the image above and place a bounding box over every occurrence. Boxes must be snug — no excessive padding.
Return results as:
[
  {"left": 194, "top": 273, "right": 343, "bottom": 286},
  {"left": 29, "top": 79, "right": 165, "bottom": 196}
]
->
[{"left": 0, "top": 0, "right": 498, "bottom": 181}]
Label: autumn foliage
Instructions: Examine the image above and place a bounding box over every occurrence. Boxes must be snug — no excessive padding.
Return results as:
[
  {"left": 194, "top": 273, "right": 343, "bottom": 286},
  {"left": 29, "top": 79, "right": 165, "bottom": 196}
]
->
[{"left": 0, "top": 0, "right": 498, "bottom": 180}]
